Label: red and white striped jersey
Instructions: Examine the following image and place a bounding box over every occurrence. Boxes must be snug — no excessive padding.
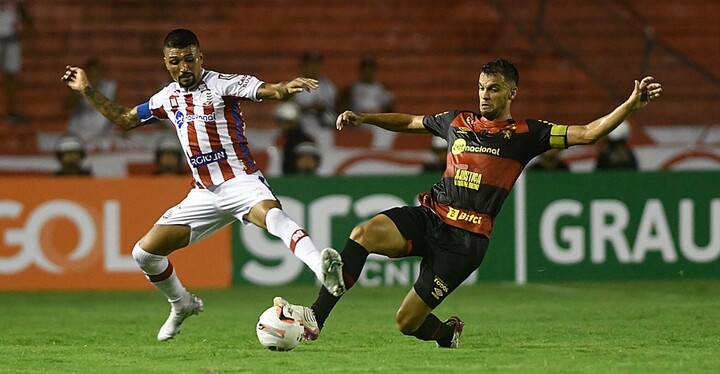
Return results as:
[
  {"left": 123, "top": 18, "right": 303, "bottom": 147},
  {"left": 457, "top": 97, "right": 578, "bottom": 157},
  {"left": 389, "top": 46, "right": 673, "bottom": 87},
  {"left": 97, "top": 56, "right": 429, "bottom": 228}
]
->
[{"left": 137, "top": 69, "right": 265, "bottom": 188}]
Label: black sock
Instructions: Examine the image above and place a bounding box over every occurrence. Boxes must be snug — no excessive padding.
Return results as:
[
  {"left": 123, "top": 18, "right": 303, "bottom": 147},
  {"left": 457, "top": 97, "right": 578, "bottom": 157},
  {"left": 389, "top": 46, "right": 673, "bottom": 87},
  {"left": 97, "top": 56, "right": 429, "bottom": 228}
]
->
[
  {"left": 311, "top": 239, "right": 369, "bottom": 328},
  {"left": 411, "top": 314, "right": 454, "bottom": 346}
]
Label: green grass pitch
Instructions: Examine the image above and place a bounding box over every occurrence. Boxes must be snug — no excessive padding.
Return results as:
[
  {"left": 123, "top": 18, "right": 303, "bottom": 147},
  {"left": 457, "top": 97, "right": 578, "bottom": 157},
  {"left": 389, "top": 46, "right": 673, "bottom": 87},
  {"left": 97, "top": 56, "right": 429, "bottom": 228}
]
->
[{"left": 1, "top": 281, "right": 719, "bottom": 373}]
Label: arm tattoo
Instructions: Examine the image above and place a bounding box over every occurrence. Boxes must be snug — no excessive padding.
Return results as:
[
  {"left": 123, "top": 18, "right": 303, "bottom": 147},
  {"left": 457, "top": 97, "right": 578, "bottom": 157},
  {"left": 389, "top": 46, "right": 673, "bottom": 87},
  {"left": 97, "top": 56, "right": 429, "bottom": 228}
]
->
[{"left": 82, "top": 85, "right": 141, "bottom": 130}]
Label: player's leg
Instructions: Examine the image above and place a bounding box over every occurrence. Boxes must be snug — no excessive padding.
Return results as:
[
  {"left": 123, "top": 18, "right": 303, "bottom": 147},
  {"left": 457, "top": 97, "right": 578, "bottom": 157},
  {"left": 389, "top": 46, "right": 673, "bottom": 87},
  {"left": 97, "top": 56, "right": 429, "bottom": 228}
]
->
[
  {"left": 313, "top": 212, "right": 408, "bottom": 319},
  {"left": 132, "top": 224, "right": 205, "bottom": 341},
  {"left": 396, "top": 285, "right": 464, "bottom": 348},
  {"left": 133, "top": 188, "right": 225, "bottom": 341},
  {"left": 243, "top": 185, "right": 345, "bottom": 297},
  {"left": 275, "top": 212, "right": 408, "bottom": 340},
  {"left": 400, "top": 225, "right": 489, "bottom": 348}
]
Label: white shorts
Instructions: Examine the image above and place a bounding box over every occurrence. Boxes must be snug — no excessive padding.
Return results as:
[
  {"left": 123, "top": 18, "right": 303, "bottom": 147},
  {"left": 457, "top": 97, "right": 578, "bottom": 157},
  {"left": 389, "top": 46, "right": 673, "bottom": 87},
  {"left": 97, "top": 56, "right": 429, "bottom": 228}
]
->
[
  {"left": 155, "top": 173, "right": 277, "bottom": 245},
  {"left": 0, "top": 37, "right": 21, "bottom": 74}
]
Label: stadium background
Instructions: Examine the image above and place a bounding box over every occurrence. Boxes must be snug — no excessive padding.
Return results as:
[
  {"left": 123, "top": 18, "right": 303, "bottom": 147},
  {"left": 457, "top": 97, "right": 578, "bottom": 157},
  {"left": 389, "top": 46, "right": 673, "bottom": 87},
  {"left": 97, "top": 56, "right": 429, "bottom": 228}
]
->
[{"left": 0, "top": 1, "right": 718, "bottom": 288}]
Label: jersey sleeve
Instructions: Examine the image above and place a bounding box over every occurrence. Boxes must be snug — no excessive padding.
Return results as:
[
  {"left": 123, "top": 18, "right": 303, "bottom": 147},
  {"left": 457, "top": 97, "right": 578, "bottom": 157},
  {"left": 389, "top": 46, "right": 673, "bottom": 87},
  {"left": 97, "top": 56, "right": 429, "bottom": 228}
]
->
[
  {"left": 527, "top": 119, "right": 569, "bottom": 155},
  {"left": 136, "top": 89, "right": 169, "bottom": 125},
  {"left": 215, "top": 74, "right": 264, "bottom": 102},
  {"left": 422, "top": 110, "right": 460, "bottom": 139}
]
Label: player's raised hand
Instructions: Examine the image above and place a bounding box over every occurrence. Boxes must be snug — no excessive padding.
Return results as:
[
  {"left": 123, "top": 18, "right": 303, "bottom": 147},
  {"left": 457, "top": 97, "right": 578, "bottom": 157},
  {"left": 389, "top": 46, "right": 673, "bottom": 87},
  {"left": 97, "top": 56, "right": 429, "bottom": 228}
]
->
[
  {"left": 284, "top": 77, "right": 319, "bottom": 94},
  {"left": 336, "top": 110, "right": 363, "bottom": 130},
  {"left": 629, "top": 76, "right": 662, "bottom": 111},
  {"left": 61, "top": 66, "right": 90, "bottom": 92}
]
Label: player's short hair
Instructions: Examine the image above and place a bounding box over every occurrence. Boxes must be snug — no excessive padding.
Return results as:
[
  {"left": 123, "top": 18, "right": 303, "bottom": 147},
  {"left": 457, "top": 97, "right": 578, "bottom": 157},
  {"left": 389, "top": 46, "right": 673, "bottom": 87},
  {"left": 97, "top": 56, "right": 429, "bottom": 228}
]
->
[
  {"left": 163, "top": 29, "right": 200, "bottom": 50},
  {"left": 481, "top": 59, "right": 519, "bottom": 87}
]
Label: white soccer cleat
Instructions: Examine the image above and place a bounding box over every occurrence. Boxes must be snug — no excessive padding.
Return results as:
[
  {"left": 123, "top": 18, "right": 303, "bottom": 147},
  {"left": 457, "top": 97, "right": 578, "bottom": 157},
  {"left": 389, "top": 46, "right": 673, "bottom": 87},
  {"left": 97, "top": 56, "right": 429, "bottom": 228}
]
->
[
  {"left": 321, "top": 247, "right": 346, "bottom": 297},
  {"left": 273, "top": 296, "right": 320, "bottom": 341},
  {"left": 157, "top": 293, "right": 204, "bottom": 342}
]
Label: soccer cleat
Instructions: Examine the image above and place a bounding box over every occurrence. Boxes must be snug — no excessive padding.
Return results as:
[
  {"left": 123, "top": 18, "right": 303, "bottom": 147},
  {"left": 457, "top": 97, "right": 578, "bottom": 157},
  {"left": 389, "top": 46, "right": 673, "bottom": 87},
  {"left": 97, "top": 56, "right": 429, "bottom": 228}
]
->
[
  {"left": 438, "top": 316, "right": 465, "bottom": 348},
  {"left": 321, "top": 247, "right": 346, "bottom": 297},
  {"left": 273, "top": 296, "right": 320, "bottom": 341},
  {"left": 157, "top": 294, "right": 204, "bottom": 341}
]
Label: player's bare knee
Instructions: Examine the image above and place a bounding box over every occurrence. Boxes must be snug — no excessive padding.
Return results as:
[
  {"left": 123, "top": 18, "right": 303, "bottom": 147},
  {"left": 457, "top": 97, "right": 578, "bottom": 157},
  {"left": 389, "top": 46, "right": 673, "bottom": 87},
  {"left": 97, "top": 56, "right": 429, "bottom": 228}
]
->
[
  {"left": 350, "top": 220, "right": 386, "bottom": 250},
  {"left": 349, "top": 223, "right": 368, "bottom": 243}
]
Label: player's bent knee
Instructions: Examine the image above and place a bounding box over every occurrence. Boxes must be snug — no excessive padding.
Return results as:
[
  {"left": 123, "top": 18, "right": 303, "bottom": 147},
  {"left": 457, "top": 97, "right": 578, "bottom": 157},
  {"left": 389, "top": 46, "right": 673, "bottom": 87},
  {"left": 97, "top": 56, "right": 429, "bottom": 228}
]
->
[
  {"left": 349, "top": 223, "right": 368, "bottom": 243},
  {"left": 395, "top": 309, "right": 420, "bottom": 335},
  {"left": 350, "top": 217, "right": 405, "bottom": 256}
]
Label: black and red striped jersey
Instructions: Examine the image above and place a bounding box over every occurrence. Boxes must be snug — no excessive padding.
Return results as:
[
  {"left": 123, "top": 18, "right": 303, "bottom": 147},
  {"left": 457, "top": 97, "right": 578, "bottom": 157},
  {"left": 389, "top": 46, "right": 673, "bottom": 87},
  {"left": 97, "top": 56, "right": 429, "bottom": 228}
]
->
[{"left": 421, "top": 110, "right": 569, "bottom": 237}]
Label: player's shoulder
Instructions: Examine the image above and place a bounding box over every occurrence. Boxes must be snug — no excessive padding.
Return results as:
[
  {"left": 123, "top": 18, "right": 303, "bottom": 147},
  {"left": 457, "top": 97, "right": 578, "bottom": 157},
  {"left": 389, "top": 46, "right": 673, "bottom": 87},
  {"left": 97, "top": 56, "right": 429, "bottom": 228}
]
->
[
  {"left": 525, "top": 118, "right": 561, "bottom": 127},
  {"left": 150, "top": 81, "right": 179, "bottom": 100},
  {"left": 203, "top": 70, "right": 259, "bottom": 90},
  {"left": 428, "top": 109, "right": 472, "bottom": 120}
]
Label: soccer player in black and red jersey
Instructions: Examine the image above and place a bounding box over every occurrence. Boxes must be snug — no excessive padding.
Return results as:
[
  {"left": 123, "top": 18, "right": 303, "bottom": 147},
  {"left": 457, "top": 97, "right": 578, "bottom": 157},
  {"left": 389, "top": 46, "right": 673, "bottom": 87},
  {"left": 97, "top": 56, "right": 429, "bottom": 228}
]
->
[{"left": 276, "top": 59, "right": 662, "bottom": 348}]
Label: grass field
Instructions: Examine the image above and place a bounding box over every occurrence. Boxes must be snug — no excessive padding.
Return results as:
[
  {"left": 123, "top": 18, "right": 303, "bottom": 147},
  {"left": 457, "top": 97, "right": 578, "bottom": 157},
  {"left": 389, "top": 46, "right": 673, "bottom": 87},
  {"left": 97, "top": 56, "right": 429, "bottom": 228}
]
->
[{"left": 1, "top": 280, "right": 719, "bottom": 373}]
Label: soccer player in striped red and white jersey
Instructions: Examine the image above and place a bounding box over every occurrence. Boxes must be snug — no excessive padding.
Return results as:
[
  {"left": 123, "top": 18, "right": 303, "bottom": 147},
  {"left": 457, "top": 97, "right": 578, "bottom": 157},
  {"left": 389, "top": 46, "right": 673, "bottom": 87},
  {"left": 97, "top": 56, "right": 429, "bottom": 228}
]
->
[{"left": 62, "top": 29, "right": 345, "bottom": 341}]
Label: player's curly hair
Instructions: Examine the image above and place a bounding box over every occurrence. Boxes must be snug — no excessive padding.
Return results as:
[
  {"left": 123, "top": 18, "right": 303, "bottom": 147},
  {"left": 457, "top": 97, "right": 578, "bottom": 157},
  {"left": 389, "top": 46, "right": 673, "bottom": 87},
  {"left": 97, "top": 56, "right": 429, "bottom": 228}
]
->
[
  {"left": 163, "top": 29, "right": 200, "bottom": 50},
  {"left": 481, "top": 59, "right": 519, "bottom": 87}
]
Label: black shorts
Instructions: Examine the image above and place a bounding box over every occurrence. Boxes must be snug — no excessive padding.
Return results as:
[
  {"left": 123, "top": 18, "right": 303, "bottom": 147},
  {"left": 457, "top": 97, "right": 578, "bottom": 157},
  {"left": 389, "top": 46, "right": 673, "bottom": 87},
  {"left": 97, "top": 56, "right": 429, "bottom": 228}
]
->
[{"left": 381, "top": 205, "right": 489, "bottom": 309}]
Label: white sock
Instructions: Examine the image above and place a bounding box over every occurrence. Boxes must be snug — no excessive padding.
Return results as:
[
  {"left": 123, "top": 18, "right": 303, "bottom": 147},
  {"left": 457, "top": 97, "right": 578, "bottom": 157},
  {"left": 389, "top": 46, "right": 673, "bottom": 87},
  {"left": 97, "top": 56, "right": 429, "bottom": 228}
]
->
[
  {"left": 132, "top": 243, "right": 189, "bottom": 303},
  {"left": 265, "top": 208, "right": 324, "bottom": 281}
]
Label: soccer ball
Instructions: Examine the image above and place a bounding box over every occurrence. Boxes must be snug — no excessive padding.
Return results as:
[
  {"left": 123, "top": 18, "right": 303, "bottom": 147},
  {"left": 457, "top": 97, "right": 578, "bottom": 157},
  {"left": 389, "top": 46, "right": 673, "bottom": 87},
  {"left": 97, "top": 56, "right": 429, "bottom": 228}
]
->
[{"left": 256, "top": 305, "right": 303, "bottom": 351}]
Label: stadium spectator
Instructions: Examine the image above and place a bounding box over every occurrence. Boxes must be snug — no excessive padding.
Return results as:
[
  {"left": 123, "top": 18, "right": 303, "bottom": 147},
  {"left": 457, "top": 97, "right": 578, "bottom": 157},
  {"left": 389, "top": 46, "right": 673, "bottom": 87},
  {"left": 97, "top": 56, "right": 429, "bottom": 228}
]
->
[
  {"left": 62, "top": 29, "right": 345, "bottom": 342},
  {"left": 339, "top": 54, "right": 395, "bottom": 149},
  {"left": 421, "top": 136, "right": 448, "bottom": 174},
  {"left": 293, "top": 50, "right": 336, "bottom": 148},
  {"left": 273, "top": 101, "right": 315, "bottom": 175},
  {"left": 276, "top": 59, "right": 662, "bottom": 348},
  {"left": 341, "top": 55, "right": 394, "bottom": 114},
  {"left": 292, "top": 141, "right": 321, "bottom": 175},
  {"left": 529, "top": 148, "right": 570, "bottom": 171},
  {"left": 66, "top": 58, "right": 117, "bottom": 149},
  {"left": 595, "top": 120, "right": 638, "bottom": 170},
  {"left": 153, "top": 135, "right": 186, "bottom": 175},
  {"left": 54, "top": 133, "right": 92, "bottom": 176},
  {"left": 0, "top": 0, "right": 31, "bottom": 123}
]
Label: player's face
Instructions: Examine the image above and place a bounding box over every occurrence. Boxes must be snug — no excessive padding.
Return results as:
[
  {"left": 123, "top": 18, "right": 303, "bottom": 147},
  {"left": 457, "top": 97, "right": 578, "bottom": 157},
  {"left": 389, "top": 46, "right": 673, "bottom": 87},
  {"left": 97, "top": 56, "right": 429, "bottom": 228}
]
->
[
  {"left": 477, "top": 73, "right": 516, "bottom": 120},
  {"left": 164, "top": 45, "right": 204, "bottom": 88}
]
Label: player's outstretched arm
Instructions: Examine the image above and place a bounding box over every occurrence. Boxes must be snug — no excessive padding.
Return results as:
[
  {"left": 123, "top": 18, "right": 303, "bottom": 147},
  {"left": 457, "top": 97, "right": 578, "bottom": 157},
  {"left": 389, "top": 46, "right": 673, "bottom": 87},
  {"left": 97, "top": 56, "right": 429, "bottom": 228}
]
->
[
  {"left": 336, "top": 111, "right": 428, "bottom": 133},
  {"left": 62, "top": 66, "right": 141, "bottom": 130},
  {"left": 257, "top": 77, "right": 319, "bottom": 100},
  {"left": 567, "top": 76, "right": 662, "bottom": 146}
]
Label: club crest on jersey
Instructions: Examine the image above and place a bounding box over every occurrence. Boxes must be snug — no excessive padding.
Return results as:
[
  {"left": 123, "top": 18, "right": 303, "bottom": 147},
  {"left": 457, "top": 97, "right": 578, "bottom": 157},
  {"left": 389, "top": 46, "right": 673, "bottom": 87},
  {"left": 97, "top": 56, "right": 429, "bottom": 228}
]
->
[
  {"left": 170, "top": 97, "right": 179, "bottom": 108},
  {"left": 465, "top": 115, "right": 474, "bottom": 126}
]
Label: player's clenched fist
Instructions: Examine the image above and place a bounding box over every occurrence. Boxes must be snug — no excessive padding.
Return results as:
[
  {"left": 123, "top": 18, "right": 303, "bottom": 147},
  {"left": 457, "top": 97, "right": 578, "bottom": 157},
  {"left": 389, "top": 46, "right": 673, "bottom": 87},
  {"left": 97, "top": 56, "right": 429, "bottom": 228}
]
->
[
  {"left": 336, "top": 110, "right": 363, "bottom": 130},
  {"left": 61, "top": 66, "right": 90, "bottom": 92}
]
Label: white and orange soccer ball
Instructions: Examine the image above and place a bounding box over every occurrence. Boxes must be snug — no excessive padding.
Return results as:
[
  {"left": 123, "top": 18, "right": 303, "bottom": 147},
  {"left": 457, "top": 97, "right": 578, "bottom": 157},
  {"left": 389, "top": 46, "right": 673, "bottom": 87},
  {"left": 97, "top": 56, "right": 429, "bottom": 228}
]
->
[{"left": 256, "top": 305, "right": 303, "bottom": 351}]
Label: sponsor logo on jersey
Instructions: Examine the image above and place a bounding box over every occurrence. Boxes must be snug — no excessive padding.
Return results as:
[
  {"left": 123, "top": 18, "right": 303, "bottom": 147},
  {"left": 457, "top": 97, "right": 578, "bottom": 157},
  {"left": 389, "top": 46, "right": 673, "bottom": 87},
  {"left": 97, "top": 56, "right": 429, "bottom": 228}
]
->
[
  {"left": 446, "top": 207, "right": 483, "bottom": 224},
  {"left": 175, "top": 111, "right": 185, "bottom": 128},
  {"left": 175, "top": 111, "right": 217, "bottom": 128},
  {"left": 451, "top": 138, "right": 500, "bottom": 156},
  {"left": 189, "top": 149, "right": 228, "bottom": 167},
  {"left": 454, "top": 169, "right": 482, "bottom": 190}
]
